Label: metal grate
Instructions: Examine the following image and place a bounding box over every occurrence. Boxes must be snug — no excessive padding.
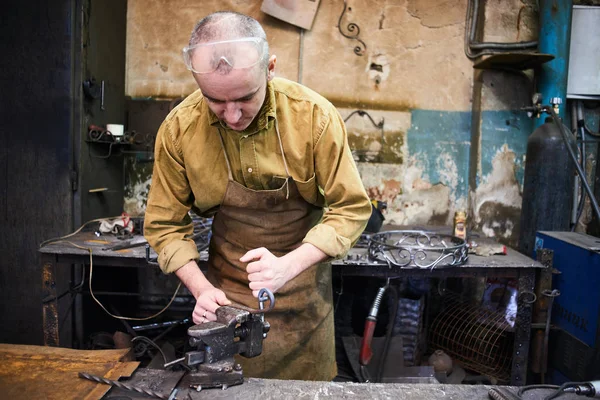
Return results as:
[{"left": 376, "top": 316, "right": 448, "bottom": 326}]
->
[{"left": 428, "top": 293, "right": 514, "bottom": 383}]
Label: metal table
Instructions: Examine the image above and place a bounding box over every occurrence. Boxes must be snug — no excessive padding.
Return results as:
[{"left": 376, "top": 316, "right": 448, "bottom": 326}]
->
[
  {"left": 39, "top": 229, "right": 544, "bottom": 386},
  {"left": 332, "top": 229, "right": 542, "bottom": 386}
]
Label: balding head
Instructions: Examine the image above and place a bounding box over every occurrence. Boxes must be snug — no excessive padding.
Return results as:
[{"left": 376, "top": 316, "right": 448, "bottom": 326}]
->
[
  {"left": 188, "top": 12, "right": 269, "bottom": 73},
  {"left": 189, "top": 12, "right": 267, "bottom": 44}
]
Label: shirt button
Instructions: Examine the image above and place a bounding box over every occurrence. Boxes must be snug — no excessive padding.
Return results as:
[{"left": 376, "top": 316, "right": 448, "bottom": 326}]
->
[{"left": 247, "top": 167, "right": 253, "bottom": 173}]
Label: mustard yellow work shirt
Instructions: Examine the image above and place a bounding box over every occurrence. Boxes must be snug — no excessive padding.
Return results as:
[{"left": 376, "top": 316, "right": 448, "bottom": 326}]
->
[{"left": 144, "top": 77, "right": 371, "bottom": 273}]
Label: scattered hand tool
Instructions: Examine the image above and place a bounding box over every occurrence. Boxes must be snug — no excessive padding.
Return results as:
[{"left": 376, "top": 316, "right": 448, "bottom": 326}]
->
[
  {"left": 79, "top": 288, "right": 275, "bottom": 394},
  {"left": 78, "top": 371, "right": 177, "bottom": 399},
  {"left": 102, "top": 240, "right": 148, "bottom": 251}
]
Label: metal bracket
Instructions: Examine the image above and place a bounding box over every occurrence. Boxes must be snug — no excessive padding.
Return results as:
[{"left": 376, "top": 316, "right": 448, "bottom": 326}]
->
[
  {"left": 343, "top": 110, "right": 385, "bottom": 143},
  {"left": 337, "top": 1, "right": 367, "bottom": 56}
]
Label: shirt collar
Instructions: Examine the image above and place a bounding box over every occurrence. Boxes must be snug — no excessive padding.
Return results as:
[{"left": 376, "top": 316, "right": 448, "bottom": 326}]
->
[{"left": 206, "top": 79, "right": 277, "bottom": 135}]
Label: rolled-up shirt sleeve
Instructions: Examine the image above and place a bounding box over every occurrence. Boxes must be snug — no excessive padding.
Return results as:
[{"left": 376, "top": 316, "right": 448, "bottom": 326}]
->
[
  {"left": 302, "top": 105, "right": 372, "bottom": 260},
  {"left": 144, "top": 118, "right": 199, "bottom": 274}
]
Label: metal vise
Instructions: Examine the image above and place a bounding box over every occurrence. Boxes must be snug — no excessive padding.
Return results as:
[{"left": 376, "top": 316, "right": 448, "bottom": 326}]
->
[{"left": 179, "top": 289, "right": 274, "bottom": 391}]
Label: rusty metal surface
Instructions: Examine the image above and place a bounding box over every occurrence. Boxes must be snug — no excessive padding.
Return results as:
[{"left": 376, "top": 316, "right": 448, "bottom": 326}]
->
[
  {"left": 530, "top": 249, "right": 554, "bottom": 375},
  {"left": 42, "top": 261, "right": 59, "bottom": 346},
  {"left": 0, "top": 344, "right": 138, "bottom": 400},
  {"left": 177, "top": 380, "right": 581, "bottom": 400},
  {"left": 511, "top": 269, "right": 536, "bottom": 386}
]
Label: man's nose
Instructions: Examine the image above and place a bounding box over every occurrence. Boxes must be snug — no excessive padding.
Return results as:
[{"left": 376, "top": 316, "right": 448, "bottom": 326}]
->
[{"left": 223, "top": 102, "right": 242, "bottom": 125}]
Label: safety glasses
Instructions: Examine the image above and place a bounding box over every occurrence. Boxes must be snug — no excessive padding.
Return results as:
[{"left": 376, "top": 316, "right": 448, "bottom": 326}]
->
[{"left": 182, "top": 37, "right": 268, "bottom": 74}]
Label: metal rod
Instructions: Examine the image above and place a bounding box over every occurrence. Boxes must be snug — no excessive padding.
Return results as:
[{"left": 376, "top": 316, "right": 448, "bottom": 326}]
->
[
  {"left": 78, "top": 372, "right": 169, "bottom": 399},
  {"left": 298, "top": 27, "right": 304, "bottom": 84},
  {"left": 133, "top": 318, "right": 190, "bottom": 332},
  {"left": 163, "top": 356, "right": 186, "bottom": 368},
  {"left": 100, "top": 80, "right": 105, "bottom": 111},
  {"left": 545, "top": 105, "right": 600, "bottom": 223}
]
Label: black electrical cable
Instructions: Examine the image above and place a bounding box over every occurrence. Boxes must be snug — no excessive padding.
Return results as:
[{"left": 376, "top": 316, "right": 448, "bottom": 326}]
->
[
  {"left": 544, "top": 106, "right": 600, "bottom": 224},
  {"left": 584, "top": 125, "right": 600, "bottom": 138},
  {"left": 517, "top": 384, "right": 560, "bottom": 399},
  {"left": 375, "top": 284, "right": 398, "bottom": 383},
  {"left": 464, "top": 0, "right": 537, "bottom": 59},
  {"left": 131, "top": 336, "right": 168, "bottom": 364}
]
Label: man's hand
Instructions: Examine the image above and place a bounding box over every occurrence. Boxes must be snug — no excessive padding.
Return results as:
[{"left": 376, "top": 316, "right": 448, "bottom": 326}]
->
[
  {"left": 192, "top": 287, "right": 231, "bottom": 324},
  {"left": 241, "top": 247, "right": 296, "bottom": 297},
  {"left": 174, "top": 260, "right": 231, "bottom": 324}
]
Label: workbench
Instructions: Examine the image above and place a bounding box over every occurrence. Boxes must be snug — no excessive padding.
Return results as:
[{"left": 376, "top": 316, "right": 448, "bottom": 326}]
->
[
  {"left": 0, "top": 343, "right": 580, "bottom": 400},
  {"left": 39, "top": 227, "right": 544, "bottom": 386}
]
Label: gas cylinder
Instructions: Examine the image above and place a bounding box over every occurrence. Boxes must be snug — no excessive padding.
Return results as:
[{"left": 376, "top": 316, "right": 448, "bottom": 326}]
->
[{"left": 518, "top": 117, "right": 575, "bottom": 257}]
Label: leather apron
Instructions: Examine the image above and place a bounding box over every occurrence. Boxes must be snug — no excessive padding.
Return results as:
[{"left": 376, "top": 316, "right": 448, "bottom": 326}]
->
[{"left": 206, "top": 124, "right": 337, "bottom": 381}]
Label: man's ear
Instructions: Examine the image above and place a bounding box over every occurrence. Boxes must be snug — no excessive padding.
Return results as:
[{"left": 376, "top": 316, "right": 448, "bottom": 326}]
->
[{"left": 267, "top": 55, "right": 277, "bottom": 81}]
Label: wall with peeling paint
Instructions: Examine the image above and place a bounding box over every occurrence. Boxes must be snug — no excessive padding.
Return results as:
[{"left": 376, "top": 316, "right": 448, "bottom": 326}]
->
[{"left": 123, "top": 0, "right": 553, "bottom": 248}]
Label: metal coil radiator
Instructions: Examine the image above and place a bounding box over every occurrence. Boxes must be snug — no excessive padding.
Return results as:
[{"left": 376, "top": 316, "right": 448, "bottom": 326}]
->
[{"left": 428, "top": 293, "right": 514, "bottom": 383}]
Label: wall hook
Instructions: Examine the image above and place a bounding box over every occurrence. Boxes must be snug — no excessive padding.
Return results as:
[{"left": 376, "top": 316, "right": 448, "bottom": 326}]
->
[{"left": 344, "top": 110, "right": 386, "bottom": 143}]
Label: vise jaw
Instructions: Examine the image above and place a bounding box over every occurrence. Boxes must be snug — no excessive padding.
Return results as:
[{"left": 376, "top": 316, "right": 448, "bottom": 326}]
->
[{"left": 180, "top": 292, "right": 273, "bottom": 391}]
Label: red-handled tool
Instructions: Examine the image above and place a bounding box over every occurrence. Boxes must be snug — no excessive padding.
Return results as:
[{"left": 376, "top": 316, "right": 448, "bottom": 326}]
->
[{"left": 359, "top": 284, "right": 388, "bottom": 381}]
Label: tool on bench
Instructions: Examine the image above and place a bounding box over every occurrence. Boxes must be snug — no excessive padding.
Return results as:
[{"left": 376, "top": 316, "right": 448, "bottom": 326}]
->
[
  {"left": 79, "top": 288, "right": 275, "bottom": 396},
  {"left": 515, "top": 380, "right": 600, "bottom": 400},
  {"left": 167, "top": 288, "right": 275, "bottom": 391},
  {"left": 561, "top": 381, "right": 600, "bottom": 398},
  {"left": 102, "top": 240, "right": 148, "bottom": 251}
]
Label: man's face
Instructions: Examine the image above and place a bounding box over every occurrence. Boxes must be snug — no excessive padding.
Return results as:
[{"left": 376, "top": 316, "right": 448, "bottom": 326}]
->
[{"left": 194, "top": 62, "right": 272, "bottom": 132}]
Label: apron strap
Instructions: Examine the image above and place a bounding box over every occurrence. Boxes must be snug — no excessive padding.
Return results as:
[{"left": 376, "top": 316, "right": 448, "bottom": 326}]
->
[
  {"left": 274, "top": 120, "right": 291, "bottom": 199},
  {"left": 217, "top": 128, "right": 234, "bottom": 181},
  {"left": 274, "top": 119, "right": 291, "bottom": 178}
]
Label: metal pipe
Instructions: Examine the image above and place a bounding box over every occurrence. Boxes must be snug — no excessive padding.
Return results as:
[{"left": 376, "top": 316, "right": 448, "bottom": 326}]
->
[
  {"left": 571, "top": 101, "right": 580, "bottom": 226},
  {"left": 298, "top": 27, "right": 304, "bottom": 84},
  {"left": 573, "top": 101, "right": 588, "bottom": 230},
  {"left": 545, "top": 105, "right": 600, "bottom": 222}
]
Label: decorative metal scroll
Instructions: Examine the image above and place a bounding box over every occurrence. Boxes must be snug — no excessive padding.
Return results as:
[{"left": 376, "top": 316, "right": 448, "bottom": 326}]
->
[
  {"left": 343, "top": 109, "right": 385, "bottom": 143},
  {"left": 368, "top": 230, "right": 469, "bottom": 269},
  {"left": 337, "top": 1, "right": 367, "bottom": 56}
]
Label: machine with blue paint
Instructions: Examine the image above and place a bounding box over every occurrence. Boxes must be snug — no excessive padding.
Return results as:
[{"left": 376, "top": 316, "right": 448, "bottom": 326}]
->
[{"left": 534, "top": 231, "right": 600, "bottom": 382}]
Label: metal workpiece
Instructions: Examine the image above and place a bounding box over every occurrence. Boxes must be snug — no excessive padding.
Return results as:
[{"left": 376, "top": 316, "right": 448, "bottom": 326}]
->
[
  {"left": 78, "top": 371, "right": 173, "bottom": 399},
  {"left": 337, "top": 0, "right": 367, "bottom": 56},
  {"left": 368, "top": 230, "right": 469, "bottom": 269},
  {"left": 488, "top": 387, "right": 521, "bottom": 400}
]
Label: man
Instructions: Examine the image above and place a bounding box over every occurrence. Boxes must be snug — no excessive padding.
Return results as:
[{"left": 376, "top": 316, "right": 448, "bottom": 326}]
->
[{"left": 144, "top": 11, "right": 371, "bottom": 381}]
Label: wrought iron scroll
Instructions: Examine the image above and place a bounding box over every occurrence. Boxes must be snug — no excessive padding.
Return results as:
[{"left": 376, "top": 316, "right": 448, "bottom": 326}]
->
[
  {"left": 344, "top": 110, "right": 385, "bottom": 143},
  {"left": 337, "top": 1, "right": 367, "bottom": 56},
  {"left": 368, "top": 230, "right": 469, "bottom": 269}
]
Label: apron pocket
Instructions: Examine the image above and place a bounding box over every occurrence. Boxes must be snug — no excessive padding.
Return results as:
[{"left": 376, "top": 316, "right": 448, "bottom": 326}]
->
[{"left": 294, "top": 173, "right": 325, "bottom": 207}]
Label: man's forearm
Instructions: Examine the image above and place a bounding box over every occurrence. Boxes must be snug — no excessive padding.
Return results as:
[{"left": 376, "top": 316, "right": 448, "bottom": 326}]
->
[
  {"left": 281, "top": 242, "right": 328, "bottom": 280},
  {"left": 175, "top": 260, "right": 214, "bottom": 299}
]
